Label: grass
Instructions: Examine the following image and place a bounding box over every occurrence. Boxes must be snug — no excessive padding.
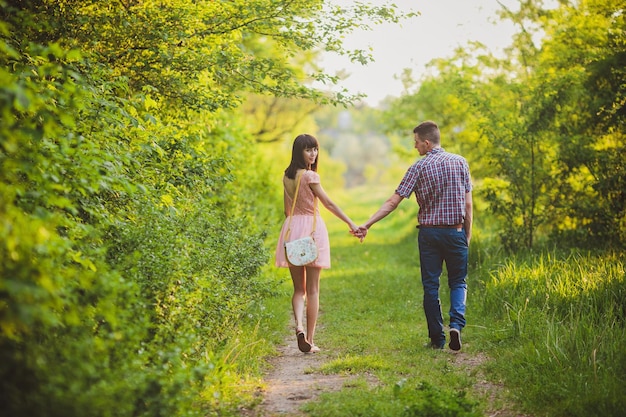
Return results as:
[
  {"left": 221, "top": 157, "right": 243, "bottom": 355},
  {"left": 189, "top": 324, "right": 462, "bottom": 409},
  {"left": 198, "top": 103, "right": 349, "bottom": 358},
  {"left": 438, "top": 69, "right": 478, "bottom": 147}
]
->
[
  {"left": 477, "top": 251, "right": 626, "bottom": 416},
  {"left": 233, "top": 184, "right": 626, "bottom": 417}
]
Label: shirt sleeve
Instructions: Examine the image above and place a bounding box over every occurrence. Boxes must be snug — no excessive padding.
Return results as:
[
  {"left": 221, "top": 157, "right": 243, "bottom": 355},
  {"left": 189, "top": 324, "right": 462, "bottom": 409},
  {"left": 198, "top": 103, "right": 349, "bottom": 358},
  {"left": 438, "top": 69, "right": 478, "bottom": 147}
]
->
[
  {"left": 395, "top": 164, "right": 418, "bottom": 199},
  {"left": 463, "top": 160, "right": 472, "bottom": 193}
]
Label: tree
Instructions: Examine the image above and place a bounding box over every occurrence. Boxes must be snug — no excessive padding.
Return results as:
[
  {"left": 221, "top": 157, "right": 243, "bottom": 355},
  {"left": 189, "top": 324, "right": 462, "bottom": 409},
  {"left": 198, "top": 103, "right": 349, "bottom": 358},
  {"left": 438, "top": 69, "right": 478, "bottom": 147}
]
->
[
  {"left": 382, "top": 0, "right": 626, "bottom": 250},
  {"left": 0, "top": 1, "right": 417, "bottom": 415},
  {"left": 525, "top": 0, "right": 626, "bottom": 248}
]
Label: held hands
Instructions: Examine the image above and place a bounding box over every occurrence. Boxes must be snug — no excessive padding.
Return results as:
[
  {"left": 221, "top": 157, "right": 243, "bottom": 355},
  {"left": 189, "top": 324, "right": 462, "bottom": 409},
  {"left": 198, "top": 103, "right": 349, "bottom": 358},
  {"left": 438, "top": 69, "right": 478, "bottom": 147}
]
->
[
  {"left": 349, "top": 224, "right": 364, "bottom": 242},
  {"left": 349, "top": 225, "right": 369, "bottom": 242}
]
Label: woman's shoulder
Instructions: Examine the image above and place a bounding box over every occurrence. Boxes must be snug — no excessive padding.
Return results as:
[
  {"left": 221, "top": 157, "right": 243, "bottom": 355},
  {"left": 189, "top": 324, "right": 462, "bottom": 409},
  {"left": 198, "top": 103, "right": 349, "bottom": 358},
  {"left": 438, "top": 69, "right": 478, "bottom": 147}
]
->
[{"left": 303, "top": 169, "right": 320, "bottom": 183}]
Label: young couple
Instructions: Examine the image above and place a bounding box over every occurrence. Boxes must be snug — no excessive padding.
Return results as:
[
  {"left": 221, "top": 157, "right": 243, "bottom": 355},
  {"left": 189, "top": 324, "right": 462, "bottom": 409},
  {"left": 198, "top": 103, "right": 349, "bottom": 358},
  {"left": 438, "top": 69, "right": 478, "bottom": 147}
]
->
[{"left": 275, "top": 121, "right": 473, "bottom": 353}]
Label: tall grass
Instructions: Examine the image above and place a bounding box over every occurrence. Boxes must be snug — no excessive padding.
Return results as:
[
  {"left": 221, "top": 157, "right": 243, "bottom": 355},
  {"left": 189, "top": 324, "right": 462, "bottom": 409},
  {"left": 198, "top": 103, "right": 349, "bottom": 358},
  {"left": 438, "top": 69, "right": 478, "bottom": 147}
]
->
[{"left": 476, "top": 251, "right": 626, "bottom": 416}]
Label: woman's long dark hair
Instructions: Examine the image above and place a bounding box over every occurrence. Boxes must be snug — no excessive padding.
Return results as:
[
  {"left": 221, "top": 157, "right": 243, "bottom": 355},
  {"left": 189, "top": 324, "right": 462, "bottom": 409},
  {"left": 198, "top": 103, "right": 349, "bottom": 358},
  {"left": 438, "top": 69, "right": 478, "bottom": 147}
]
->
[{"left": 284, "top": 134, "right": 319, "bottom": 179}]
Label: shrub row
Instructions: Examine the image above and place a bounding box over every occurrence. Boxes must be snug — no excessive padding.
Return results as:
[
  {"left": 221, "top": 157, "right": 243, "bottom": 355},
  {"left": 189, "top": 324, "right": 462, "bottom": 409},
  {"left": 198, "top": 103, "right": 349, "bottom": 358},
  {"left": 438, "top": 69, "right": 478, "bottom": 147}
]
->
[{"left": 0, "top": 28, "right": 276, "bottom": 417}]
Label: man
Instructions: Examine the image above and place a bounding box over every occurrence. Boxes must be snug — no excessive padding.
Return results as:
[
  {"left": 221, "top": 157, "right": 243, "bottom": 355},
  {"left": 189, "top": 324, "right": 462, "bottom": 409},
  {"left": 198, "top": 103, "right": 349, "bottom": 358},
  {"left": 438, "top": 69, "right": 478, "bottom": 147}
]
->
[{"left": 358, "top": 121, "right": 473, "bottom": 351}]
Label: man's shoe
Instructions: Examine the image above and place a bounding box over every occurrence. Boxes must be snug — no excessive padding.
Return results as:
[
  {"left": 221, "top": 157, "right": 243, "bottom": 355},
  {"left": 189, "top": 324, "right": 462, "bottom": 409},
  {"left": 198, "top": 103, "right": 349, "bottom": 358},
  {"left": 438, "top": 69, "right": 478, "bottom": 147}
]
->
[
  {"left": 426, "top": 339, "right": 445, "bottom": 350},
  {"left": 449, "top": 328, "right": 462, "bottom": 351}
]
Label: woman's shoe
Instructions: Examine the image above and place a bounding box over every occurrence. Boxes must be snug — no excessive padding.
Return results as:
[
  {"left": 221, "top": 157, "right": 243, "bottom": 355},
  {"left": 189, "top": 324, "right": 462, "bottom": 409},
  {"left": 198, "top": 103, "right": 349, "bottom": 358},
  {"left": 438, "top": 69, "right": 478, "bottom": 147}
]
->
[
  {"left": 296, "top": 329, "right": 311, "bottom": 353},
  {"left": 307, "top": 345, "right": 320, "bottom": 353}
]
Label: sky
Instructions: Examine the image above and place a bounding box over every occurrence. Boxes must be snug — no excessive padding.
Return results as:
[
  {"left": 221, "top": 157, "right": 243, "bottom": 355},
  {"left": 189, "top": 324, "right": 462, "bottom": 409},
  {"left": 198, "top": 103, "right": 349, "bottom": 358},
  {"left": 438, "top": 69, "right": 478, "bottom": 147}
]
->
[{"left": 318, "top": 0, "right": 520, "bottom": 107}]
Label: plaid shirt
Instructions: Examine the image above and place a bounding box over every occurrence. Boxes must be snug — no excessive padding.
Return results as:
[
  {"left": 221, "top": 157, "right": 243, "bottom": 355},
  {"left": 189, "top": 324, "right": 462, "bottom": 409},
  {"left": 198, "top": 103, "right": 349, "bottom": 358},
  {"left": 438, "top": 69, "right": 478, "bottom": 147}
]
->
[{"left": 396, "top": 147, "right": 472, "bottom": 226}]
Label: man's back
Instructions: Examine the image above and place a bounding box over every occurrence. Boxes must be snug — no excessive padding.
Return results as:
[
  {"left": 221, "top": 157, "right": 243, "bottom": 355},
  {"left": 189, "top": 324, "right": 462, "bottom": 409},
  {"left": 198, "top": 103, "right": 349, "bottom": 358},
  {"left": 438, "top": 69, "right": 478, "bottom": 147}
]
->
[{"left": 412, "top": 148, "right": 471, "bottom": 226}]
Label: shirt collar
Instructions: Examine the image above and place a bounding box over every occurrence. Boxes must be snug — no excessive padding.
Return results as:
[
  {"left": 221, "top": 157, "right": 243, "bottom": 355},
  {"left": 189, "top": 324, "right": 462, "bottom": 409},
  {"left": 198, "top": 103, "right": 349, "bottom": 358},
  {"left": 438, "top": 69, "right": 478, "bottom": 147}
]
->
[{"left": 427, "top": 147, "right": 444, "bottom": 155}]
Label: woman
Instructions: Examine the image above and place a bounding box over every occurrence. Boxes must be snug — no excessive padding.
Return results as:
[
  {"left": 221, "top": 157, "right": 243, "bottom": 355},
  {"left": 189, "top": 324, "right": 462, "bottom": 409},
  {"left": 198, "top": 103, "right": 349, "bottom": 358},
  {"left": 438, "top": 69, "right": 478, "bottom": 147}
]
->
[{"left": 276, "top": 134, "right": 360, "bottom": 353}]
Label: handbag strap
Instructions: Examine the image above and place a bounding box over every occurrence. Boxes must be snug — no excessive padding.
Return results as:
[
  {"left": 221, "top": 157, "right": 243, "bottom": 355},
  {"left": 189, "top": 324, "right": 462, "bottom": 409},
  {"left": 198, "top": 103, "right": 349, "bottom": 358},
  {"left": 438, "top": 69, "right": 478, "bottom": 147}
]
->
[{"left": 284, "top": 170, "right": 317, "bottom": 241}]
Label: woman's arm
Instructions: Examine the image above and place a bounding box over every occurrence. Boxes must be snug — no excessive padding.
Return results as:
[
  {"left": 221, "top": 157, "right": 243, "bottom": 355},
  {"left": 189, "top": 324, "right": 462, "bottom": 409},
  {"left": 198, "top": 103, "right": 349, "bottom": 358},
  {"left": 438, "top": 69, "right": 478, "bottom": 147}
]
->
[{"left": 309, "top": 182, "right": 358, "bottom": 232}]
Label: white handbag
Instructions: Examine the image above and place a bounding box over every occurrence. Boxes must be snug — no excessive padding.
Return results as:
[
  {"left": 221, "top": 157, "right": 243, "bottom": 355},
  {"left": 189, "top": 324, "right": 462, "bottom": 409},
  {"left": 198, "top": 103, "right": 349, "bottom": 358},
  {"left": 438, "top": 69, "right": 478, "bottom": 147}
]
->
[
  {"left": 284, "top": 235, "right": 318, "bottom": 266},
  {"left": 283, "top": 172, "right": 319, "bottom": 266}
]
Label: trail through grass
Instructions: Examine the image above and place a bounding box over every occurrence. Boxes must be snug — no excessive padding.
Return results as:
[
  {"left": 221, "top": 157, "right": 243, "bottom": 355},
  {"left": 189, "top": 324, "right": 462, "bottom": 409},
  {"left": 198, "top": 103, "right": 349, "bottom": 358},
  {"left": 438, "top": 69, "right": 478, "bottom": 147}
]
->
[
  {"left": 250, "top": 184, "right": 625, "bottom": 417},
  {"left": 257, "top": 185, "right": 497, "bottom": 417}
]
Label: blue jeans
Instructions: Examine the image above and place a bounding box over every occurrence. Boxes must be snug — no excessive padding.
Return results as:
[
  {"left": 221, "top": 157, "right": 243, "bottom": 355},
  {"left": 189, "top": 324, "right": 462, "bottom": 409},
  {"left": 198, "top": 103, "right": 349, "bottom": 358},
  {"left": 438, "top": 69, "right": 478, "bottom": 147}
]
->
[{"left": 418, "top": 227, "right": 468, "bottom": 344}]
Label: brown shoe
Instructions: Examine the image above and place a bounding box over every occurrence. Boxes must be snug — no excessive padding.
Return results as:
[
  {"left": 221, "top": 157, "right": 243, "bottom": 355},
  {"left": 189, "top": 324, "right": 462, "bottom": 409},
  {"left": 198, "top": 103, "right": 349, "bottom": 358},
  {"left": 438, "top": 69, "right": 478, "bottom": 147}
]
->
[{"left": 296, "top": 330, "right": 311, "bottom": 352}]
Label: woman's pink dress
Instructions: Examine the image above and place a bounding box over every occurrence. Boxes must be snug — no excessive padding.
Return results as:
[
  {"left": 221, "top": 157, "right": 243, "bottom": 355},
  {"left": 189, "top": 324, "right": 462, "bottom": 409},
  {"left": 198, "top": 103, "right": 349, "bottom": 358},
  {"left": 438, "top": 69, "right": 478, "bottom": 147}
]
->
[{"left": 275, "top": 170, "right": 331, "bottom": 269}]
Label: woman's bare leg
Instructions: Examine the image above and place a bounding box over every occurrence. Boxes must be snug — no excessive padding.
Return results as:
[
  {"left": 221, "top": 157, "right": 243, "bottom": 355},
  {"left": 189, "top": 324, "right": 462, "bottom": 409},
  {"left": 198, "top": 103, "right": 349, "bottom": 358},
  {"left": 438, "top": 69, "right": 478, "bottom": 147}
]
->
[
  {"left": 289, "top": 266, "right": 306, "bottom": 332},
  {"left": 304, "top": 266, "right": 321, "bottom": 346}
]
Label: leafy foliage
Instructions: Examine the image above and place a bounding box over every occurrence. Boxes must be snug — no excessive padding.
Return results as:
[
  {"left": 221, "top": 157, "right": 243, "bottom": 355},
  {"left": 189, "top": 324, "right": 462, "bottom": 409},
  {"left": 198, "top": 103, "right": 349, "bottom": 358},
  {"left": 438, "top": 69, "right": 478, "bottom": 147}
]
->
[
  {"left": 0, "top": 0, "right": 414, "bottom": 415},
  {"left": 381, "top": 0, "right": 626, "bottom": 251}
]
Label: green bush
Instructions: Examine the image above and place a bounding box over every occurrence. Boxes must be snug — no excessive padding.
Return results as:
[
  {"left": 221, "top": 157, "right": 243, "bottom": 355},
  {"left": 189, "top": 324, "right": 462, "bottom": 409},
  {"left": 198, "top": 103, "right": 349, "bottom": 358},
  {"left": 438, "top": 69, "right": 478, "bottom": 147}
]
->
[{"left": 0, "top": 25, "right": 276, "bottom": 417}]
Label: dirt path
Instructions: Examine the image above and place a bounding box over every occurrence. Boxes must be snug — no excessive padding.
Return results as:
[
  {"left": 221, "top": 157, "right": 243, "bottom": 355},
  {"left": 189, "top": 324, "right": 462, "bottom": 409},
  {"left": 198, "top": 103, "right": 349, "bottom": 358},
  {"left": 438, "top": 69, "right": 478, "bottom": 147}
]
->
[
  {"left": 248, "top": 335, "right": 531, "bottom": 417},
  {"left": 249, "top": 332, "right": 355, "bottom": 417},
  {"left": 451, "top": 352, "right": 532, "bottom": 417}
]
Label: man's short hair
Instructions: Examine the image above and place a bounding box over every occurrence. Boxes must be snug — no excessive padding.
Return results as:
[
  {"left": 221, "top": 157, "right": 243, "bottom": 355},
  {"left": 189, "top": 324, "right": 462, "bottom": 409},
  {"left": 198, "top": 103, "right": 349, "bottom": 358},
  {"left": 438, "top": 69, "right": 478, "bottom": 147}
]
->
[{"left": 413, "top": 121, "right": 440, "bottom": 145}]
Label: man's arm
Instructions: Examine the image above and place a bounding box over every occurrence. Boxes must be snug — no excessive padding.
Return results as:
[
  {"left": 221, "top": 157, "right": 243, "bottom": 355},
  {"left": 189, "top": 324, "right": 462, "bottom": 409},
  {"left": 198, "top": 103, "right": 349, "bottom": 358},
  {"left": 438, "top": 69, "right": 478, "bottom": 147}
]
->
[
  {"left": 362, "top": 193, "right": 404, "bottom": 230},
  {"left": 464, "top": 191, "right": 473, "bottom": 244}
]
